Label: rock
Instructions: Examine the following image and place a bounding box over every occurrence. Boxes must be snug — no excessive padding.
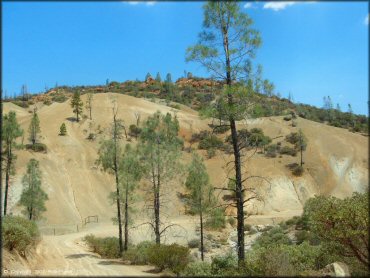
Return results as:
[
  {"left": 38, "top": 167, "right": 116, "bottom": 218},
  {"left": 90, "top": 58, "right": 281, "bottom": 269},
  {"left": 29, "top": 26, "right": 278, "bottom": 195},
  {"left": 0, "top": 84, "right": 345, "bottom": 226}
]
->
[{"left": 322, "top": 262, "right": 350, "bottom": 277}]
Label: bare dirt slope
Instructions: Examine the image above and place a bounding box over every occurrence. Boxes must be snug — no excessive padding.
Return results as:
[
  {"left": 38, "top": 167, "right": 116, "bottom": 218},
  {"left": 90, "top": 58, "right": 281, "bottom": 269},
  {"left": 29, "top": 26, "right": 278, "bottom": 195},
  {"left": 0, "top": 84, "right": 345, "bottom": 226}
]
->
[{"left": 2, "top": 93, "right": 368, "bottom": 225}]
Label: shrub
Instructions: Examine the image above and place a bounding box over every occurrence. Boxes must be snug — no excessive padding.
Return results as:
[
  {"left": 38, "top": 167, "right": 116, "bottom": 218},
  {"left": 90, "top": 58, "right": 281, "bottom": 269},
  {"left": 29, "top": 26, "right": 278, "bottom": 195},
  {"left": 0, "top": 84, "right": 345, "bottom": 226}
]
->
[
  {"left": 265, "top": 144, "right": 278, "bottom": 158},
  {"left": 213, "top": 125, "right": 230, "bottom": 134},
  {"left": 147, "top": 243, "right": 190, "bottom": 275},
  {"left": 285, "top": 216, "right": 300, "bottom": 226},
  {"left": 205, "top": 208, "right": 225, "bottom": 230},
  {"left": 211, "top": 252, "right": 239, "bottom": 276},
  {"left": 129, "top": 124, "right": 142, "bottom": 138},
  {"left": 253, "top": 226, "right": 292, "bottom": 248},
  {"left": 292, "top": 165, "right": 304, "bottom": 176},
  {"left": 244, "top": 223, "right": 252, "bottom": 231},
  {"left": 182, "top": 261, "right": 212, "bottom": 276},
  {"left": 51, "top": 94, "right": 67, "bottom": 103},
  {"left": 286, "top": 132, "right": 300, "bottom": 145},
  {"left": 12, "top": 100, "right": 29, "bottom": 108},
  {"left": 2, "top": 216, "right": 40, "bottom": 255},
  {"left": 83, "top": 234, "right": 120, "bottom": 258},
  {"left": 283, "top": 115, "right": 292, "bottom": 121},
  {"left": 187, "top": 239, "right": 200, "bottom": 249},
  {"left": 122, "top": 241, "right": 155, "bottom": 265},
  {"left": 207, "top": 148, "right": 216, "bottom": 159},
  {"left": 87, "top": 133, "right": 96, "bottom": 141},
  {"left": 43, "top": 99, "right": 52, "bottom": 106},
  {"left": 25, "top": 143, "right": 47, "bottom": 153},
  {"left": 198, "top": 134, "right": 223, "bottom": 150},
  {"left": 280, "top": 146, "right": 297, "bottom": 156},
  {"left": 227, "top": 217, "right": 236, "bottom": 227},
  {"left": 59, "top": 123, "right": 67, "bottom": 136}
]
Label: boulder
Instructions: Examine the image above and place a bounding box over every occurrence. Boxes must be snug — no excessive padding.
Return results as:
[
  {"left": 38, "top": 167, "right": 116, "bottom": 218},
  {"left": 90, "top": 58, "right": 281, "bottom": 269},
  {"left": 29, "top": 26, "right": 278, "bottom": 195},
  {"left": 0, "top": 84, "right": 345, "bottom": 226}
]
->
[{"left": 322, "top": 262, "right": 350, "bottom": 277}]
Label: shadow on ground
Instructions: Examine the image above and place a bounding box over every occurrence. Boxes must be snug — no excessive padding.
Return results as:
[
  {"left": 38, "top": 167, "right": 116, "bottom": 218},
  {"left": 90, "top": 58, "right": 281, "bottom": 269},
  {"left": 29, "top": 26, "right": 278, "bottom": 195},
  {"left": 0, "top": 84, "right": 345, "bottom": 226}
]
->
[{"left": 65, "top": 253, "right": 100, "bottom": 259}]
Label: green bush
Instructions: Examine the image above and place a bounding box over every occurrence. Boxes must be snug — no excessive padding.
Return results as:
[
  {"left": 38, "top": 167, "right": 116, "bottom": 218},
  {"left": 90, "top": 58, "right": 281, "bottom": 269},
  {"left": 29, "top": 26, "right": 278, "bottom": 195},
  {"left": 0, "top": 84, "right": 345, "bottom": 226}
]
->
[
  {"left": 187, "top": 239, "right": 200, "bottom": 249},
  {"left": 280, "top": 146, "right": 297, "bottom": 156},
  {"left": 265, "top": 144, "right": 278, "bottom": 158},
  {"left": 51, "top": 94, "right": 67, "bottom": 103},
  {"left": 244, "top": 223, "right": 252, "bottom": 231},
  {"left": 43, "top": 99, "right": 52, "bottom": 106},
  {"left": 286, "top": 132, "right": 300, "bottom": 145},
  {"left": 292, "top": 165, "right": 304, "bottom": 176},
  {"left": 2, "top": 216, "right": 40, "bottom": 255},
  {"left": 83, "top": 234, "right": 121, "bottom": 258},
  {"left": 207, "top": 148, "right": 216, "bottom": 159},
  {"left": 12, "top": 100, "right": 29, "bottom": 108},
  {"left": 129, "top": 124, "right": 142, "bottom": 138},
  {"left": 59, "top": 123, "right": 67, "bottom": 136},
  {"left": 285, "top": 216, "right": 300, "bottom": 226},
  {"left": 213, "top": 125, "right": 230, "bottom": 134},
  {"left": 182, "top": 261, "right": 212, "bottom": 276},
  {"left": 147, "top": 243, "right": 190, "bottom": 274},
  {"left": 122, "top": 241, "right": 155, "bottom": 265},
  {"left": 205, "top": 208, "right": 225, "bottom": 230},
  {"left": 227, "top": 217, "right": 236, "bottom": 227},
  {"left": 211, "top": 252, "right": 239, "bottom": 276},
  {"left": 253, "top": 226, "right": 292, "bottom": 248},
  {"left": 283, "top": 115, "right": 292, "bottom": 121},
  {"left": 25, "top": 143, "right": 47, "bottom": 153},
  {"left": 198, "top": 134, "right": 223, "bottom": 150}
]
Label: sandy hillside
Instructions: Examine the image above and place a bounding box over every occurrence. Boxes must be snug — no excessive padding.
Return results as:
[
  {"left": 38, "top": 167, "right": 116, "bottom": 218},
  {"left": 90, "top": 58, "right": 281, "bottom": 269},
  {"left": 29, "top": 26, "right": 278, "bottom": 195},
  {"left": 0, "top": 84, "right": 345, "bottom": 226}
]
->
[{"left": 2, "top": 93, "right": 368, "bottom": 226}]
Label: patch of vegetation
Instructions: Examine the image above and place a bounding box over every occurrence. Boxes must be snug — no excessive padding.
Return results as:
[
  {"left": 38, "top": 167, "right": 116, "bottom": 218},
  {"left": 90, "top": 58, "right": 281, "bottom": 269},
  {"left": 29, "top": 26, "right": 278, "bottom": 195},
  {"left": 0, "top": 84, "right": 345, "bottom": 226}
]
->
[
  {"left": 253, "top": 226, "right": 292, "bottom": 248},
  {"left": 25, "top": 143, "right": 47, "bottom": 153},
  {"left": 182, "top": 261, "right": 212, "bottom": 276},
  {"left": 198, "top": 134, "right": 224, "bottom": 150},
  {"left": 122, "top": 241, "right": 155, "bottom": 265},
  {"left": 147, "top": 243, "right": 190, "bottom": 275},
  {"left": 83, "top": 234, "right": 121, "bottom": 258},
  {"left": 187, "top": 238, "right": 200, "bottom": 249},
  {"left": 279, "top": 146, "right": 297, "bottom": 156},
  {"left": 205, "top": 208, "right": 225, "bottom": 230},
  {"left": 2, "top": 216, "right": 40, "bottom": 256}
]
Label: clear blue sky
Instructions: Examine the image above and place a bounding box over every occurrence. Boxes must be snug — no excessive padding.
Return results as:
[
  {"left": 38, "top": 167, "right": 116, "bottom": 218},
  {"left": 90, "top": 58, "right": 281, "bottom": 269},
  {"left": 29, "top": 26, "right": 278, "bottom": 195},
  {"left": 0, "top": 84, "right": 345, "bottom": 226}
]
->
[{"left": 2, "top": 1, "right": 369, "bottom": 115}]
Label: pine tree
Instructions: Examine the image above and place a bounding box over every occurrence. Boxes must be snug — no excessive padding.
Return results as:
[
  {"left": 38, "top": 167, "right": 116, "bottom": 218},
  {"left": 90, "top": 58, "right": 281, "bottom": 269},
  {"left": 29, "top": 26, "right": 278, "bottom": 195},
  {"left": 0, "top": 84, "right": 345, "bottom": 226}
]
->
[
  {"left": 185, "top": 153, "right": 215, "bottom": 261},
  {"left": 155, "top": 72, "right": 162, "bottom": 82},
  {"left": 96, "top": 104, "right": 127, "bottom": 253},
  {"left": 71, "top": 91, "right": 83, "bottom": 122},
  {"left": 145, "top": 72, "right": 152, "bottom": 81},
  {"left": 28, "top": 109, "right": 41, "bottom": 146},
  {"left": 186, "top": 1, "right": 261, "bottom": 265},
  {"left": 19, "top": 159, "right": 48, "bottom": 220},
  {"left": 2, "top": 112, "right": 23, "bottom": 215},
  {"left": 59, "top": 123, "right": 67, "bottom": 136},
  {"left": 119, "top": 144, "right": 142, "bottom": 250},
  {"left": 86, "top": 92, "right": 94, "bottom": 120},
  {"left": 139, "top": 111, "right": 182, "bottom": 244}
]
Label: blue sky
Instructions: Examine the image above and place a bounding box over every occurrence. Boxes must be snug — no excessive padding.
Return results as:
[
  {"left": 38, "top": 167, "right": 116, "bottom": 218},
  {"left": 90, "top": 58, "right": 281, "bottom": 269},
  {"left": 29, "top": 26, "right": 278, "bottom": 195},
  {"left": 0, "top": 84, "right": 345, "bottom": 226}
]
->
[{"left": 2, "top": 1, "right": 369, "bottom": 115}]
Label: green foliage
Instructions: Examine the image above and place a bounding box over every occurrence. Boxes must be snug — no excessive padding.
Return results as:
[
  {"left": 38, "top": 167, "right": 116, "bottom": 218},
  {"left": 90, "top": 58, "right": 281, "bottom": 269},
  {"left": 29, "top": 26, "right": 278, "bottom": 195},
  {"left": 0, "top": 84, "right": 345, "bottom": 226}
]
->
[
  {"left": 59, "top": 123, "right": 67, "bottom": 136},
  {"left": 187, "top": 238, "right": 200, "bottom": 249},
  {"left": 25, "top": 143, "right": 47, "bottom": 153},
  {"left": 182, "top": 261, "right": 212, "bottom": 276},
  {"left": 28, "top": 110, "right": 41, "bottom": 145},
  {"left": 70, "top": 91, "right": 83, "bottom": 122},
  {"left": 280, "top": 145, "right": 297, "bottom": 156},
  {"left": 147, "top": 243, "right": 190, "bottom": 274},
  {"left": 206, "top": 148, "right": 216, "bottom": 158},
  {"left": 292, "top": 165, "right": 304, "bottom": 176},
  {"left": 205, "top": 208, "right": 225, "bottom": 230},
  {"left": 265, "top": 144, "right": 278, "bottom": 157},
  {"left": 51, "top": 93, "right": 67, "bottom": 103},
  {"left": 303, "top": 192, "right": 369, "bottom": 268},
  {"left": 198, "top": 134, "right": 223, "bottom": 150},
  {"left": 253, "top": 226, "right": 292, "bottom": 248},
  {"left": 122, "top": 241, "right": 155, "bottom": 265},
  {"left": 19, "top": 159, "right": 48, "bottom": 220},
  {"left": 2, "top": 216, "right": 40, "bottom": 255},
  {"left": 84, "top": 234, "right": 121, "bottom": 258},
  {"left": 227, "top": 217, "right": 236, "bottom": 227},
  {"left": 211, "top": 252, "right": 239, "bottom": 276}
]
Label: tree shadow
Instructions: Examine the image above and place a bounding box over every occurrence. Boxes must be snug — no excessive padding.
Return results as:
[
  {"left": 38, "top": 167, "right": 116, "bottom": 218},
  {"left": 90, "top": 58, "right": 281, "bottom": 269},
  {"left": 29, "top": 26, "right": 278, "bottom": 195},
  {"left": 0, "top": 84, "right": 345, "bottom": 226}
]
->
[
  {"left": 97, "top": 260, "right": 126, "bottom": 265},
  {"left": 65, "top": 253, "right": 99, "bottom": 259},
  {"left": 66, "top": 117, "right": 77, "bottom": 122}
]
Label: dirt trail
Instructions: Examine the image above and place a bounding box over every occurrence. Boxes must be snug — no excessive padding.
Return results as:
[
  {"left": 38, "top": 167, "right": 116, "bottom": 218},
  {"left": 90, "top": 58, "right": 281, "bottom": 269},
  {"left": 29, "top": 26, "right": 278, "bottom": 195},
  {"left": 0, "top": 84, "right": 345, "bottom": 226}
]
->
[{"left": 30, "top": 223, "right": 157, "bottom": 276}]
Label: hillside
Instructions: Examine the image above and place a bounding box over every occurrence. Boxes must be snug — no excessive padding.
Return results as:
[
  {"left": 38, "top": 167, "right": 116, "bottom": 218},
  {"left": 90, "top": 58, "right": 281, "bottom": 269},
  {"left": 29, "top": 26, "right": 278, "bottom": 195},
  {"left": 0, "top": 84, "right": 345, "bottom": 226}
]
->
[{"left": 3, "top": 93, "right": 368, "bottom": 227}]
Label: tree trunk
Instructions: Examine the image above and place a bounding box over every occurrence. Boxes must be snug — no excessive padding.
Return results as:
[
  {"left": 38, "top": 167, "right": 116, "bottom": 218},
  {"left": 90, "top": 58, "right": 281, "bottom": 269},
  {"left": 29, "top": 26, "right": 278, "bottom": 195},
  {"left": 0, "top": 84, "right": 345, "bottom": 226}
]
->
[
  {"left": 300, "top": 146, "right": 303, "bottom": 167},
  {"left": 115, "top": 168, "right": 123, "bottom": 253},
  {"left": 154, "top": 187, "right": 160, "bottom": 244},
  {"left": 89, "top": 107, "right": 92, "bottom": 120},
  {"left": 124, "top": 183, "right": 129, "bottom": 251},
  {"left": 199, "top": 198, "right": 204, "bottom": 261},
  {"left": 3, "top": 147, "right": 12, "bottom": 216},
  {"left": 76, "top": 111, "right": 79, "bottom": 122}
]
